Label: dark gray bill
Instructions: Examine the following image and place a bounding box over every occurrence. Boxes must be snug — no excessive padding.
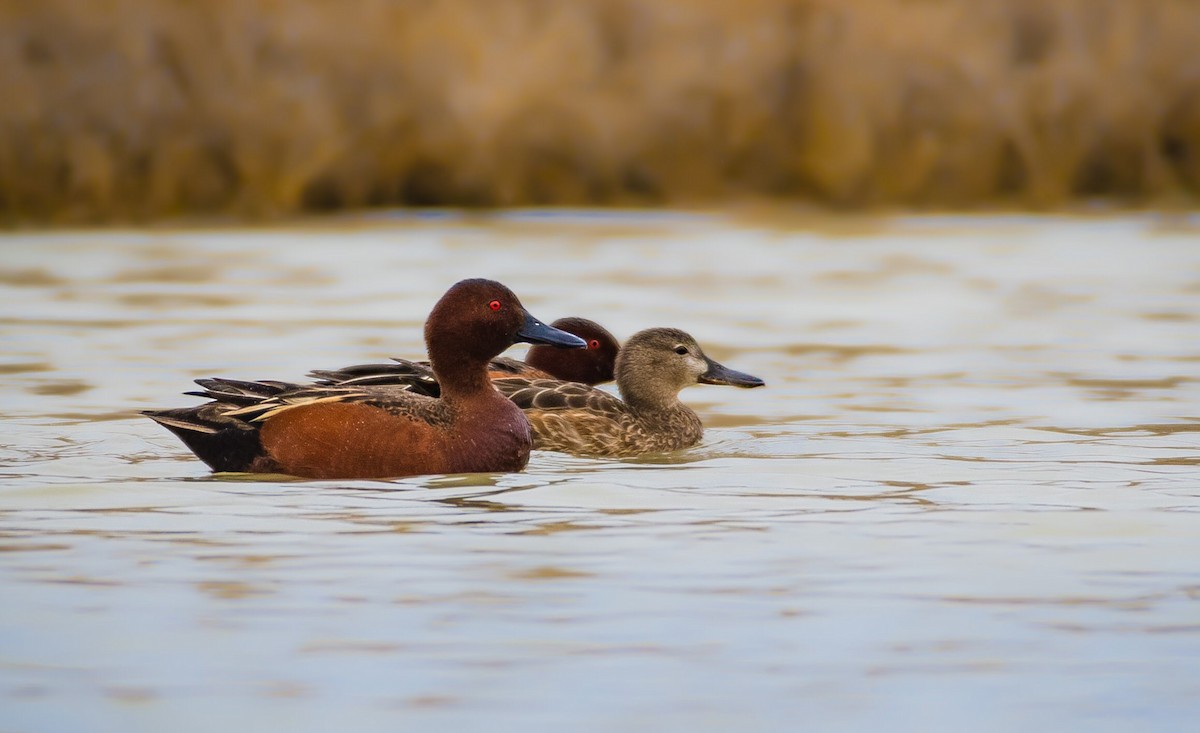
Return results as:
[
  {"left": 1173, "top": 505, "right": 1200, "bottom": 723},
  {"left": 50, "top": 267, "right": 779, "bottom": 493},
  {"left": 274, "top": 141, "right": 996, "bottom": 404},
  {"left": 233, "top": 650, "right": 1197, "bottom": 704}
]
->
[
  {"left": 517, "top": 312, "right": 587, "bottom": 348},
  {"left": 698, "top": 356, "right": 765, "bottom": 388}
]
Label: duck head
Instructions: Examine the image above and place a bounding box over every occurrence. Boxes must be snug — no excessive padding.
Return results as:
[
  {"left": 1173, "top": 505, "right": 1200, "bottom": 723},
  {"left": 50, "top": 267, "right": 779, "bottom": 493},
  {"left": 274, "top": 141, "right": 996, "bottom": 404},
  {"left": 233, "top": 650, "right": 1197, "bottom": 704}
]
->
[
  {"left": 615, "top": 327, "right": 764, "bottom": 408},
  {"left": 525, "top": 317, "right": 620, "bottom": 385},
  {"left": 425, "top": 279, "right": 585, "bottom": 369}
]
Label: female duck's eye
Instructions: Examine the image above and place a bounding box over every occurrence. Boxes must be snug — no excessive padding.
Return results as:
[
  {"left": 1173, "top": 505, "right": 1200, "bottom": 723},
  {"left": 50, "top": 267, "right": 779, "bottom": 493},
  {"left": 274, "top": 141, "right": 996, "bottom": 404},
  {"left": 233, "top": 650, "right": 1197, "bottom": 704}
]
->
[
  {"left": 488, "top": 300, "right": 502, "bottom": 311},
  {"left": 674, "top": 345, "right": 688, "bottom": 355},
  {"left": 588, "top": 339, "right": 601, "bottom": 349}
]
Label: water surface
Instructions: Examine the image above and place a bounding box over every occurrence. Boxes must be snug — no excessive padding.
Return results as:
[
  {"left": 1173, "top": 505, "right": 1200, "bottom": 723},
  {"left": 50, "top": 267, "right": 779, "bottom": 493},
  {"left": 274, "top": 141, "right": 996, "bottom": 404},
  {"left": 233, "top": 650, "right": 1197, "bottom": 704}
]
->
[{"left": 1, "top": 212, "right": 1199, "bottom": 732}]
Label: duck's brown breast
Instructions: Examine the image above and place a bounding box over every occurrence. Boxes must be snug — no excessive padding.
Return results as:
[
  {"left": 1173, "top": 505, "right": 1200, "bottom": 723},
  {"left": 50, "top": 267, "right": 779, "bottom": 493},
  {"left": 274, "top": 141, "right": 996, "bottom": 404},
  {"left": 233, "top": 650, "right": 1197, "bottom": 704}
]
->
[{"left": 442, "top": 396, "right": 533, "bottom": 474}]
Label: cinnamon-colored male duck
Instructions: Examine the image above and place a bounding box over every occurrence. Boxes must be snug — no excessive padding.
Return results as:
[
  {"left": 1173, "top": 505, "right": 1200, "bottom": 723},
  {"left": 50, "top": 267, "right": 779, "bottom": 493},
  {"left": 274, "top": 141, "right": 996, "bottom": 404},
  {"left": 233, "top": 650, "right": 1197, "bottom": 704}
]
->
[
  {"left": 308, "top": 316, "right": 620, "bottom": 394},
  {"left": 142, "top": 279, "right": 586, "bottom": 479}
]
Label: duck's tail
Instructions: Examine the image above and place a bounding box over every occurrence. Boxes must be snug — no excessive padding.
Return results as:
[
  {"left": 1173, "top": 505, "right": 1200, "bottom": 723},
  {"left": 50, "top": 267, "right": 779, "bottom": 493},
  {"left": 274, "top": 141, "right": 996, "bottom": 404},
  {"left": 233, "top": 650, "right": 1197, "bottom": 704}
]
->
[{"left": 142, "top": 378, "right": 296, "bottom": 473}]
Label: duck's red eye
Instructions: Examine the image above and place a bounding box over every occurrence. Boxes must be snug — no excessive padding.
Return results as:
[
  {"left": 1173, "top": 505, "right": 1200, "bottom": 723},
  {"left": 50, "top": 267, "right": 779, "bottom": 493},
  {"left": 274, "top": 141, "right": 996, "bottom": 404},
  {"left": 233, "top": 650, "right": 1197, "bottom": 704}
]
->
[
  {"left": 488, "top": 300, "right": 502, "bottom": 311},
  {"left": 588, "top": 339, "right": 601, "bottom": 349}
]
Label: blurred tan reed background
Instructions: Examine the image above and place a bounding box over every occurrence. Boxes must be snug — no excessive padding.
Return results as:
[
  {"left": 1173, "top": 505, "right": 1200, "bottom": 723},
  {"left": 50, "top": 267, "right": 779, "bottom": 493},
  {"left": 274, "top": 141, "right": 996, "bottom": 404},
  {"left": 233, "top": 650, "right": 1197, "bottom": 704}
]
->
[{"left": 1, "top": 0, "right": 1198, "bottom": 223}]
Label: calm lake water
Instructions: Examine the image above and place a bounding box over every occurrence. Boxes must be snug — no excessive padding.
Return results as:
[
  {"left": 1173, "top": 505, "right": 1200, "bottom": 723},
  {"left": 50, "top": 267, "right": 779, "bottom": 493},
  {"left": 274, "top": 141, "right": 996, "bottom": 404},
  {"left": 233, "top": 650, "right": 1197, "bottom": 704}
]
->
[{"left": 1, "top": 211, "right": 1198, "bottom": 732}]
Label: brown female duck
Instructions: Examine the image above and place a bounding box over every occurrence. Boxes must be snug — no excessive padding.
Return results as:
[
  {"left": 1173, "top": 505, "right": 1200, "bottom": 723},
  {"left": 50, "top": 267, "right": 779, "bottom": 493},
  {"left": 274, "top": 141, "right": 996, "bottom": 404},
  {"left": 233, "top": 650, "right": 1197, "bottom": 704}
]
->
[
  {"left": 142, "top": 279, "right": 586, "bottom": 479},
  {"left": 496, "top": 327, "right": 764, "bottom": 457}
]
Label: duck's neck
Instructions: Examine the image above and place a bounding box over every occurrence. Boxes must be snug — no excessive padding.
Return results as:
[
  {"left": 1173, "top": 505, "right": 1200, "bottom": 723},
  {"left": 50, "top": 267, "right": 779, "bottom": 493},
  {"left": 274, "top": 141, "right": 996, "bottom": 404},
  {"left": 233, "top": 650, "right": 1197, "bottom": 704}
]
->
[
  {"left": 626, "top": 389, "right": 701, "bottom": 437},
  {"left": 429, "top": 348, "right": 492, "bottom": 400},
  {"left": 620, "top": 382, "right": 686, "bottom": 418}
]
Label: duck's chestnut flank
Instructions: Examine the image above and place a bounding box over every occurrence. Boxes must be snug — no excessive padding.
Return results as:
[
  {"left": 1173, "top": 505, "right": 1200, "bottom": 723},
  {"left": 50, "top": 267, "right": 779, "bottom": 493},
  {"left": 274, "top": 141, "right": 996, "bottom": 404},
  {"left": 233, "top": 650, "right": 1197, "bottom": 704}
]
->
[{"left": 143, "top": 278, "right": 585, "bottom": 479}]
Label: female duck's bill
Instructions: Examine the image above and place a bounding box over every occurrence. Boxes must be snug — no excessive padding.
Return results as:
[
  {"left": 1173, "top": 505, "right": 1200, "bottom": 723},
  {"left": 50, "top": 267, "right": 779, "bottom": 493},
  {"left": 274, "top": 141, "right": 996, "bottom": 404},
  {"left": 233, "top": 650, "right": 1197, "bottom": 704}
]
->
[
  {"left": 143, "top": 278, "right": 585, "bottom": 480},
  {"left": 696, "top": 356, "right": 765, "bottom": 388}
]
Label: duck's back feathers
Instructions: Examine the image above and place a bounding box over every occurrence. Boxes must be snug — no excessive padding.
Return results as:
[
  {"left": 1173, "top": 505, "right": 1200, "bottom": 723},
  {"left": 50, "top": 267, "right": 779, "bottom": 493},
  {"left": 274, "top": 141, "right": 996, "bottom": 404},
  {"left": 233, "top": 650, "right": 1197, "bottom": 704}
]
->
[
  {"left": 183, "top": 377, "right": 294, "bottom": 405},
  {"left": 308, "top": 360, "right": 438, "bottom": 393},
  {"left": 308, "top": 357, "right": 560, "bottom": 396},
  {"left": 494, "top": 377, "right": 626, "bottom": 413}
]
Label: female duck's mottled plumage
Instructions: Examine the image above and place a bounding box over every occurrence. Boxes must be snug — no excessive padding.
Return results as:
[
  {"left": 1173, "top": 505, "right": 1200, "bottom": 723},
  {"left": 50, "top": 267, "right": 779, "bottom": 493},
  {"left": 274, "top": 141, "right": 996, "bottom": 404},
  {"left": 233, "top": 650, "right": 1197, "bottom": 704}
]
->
[
  {"left": 494, "top": 327, "right": 764, "bottom": 457},
  {"left": 308, "top": 317, "right": 619, "bottom": 395},
  {"left": 142, "top": 279, "right": 586, "bottom": 479}
]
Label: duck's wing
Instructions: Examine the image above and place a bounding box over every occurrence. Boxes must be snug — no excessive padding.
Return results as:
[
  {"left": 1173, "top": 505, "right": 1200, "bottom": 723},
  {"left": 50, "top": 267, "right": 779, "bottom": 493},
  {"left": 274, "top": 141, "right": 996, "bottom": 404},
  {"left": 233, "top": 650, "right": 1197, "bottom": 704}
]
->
[
  {"left": 183, "top": 377, "right": 299, "bottom": 405},
  {"left": 307, "top": 358, "right": 440, "bottom": 394},
  {"left": 218, "top": 382, "right": 443, "bottom": 424},
  {"left": 492, "top": 378, "right": 625, "bottom": 413},
  {"left": 491, "top": 378, "right": 633, "bottom": 456},
  {"left": 308, "top": 357, "right": 559, "bottom": 394}
]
